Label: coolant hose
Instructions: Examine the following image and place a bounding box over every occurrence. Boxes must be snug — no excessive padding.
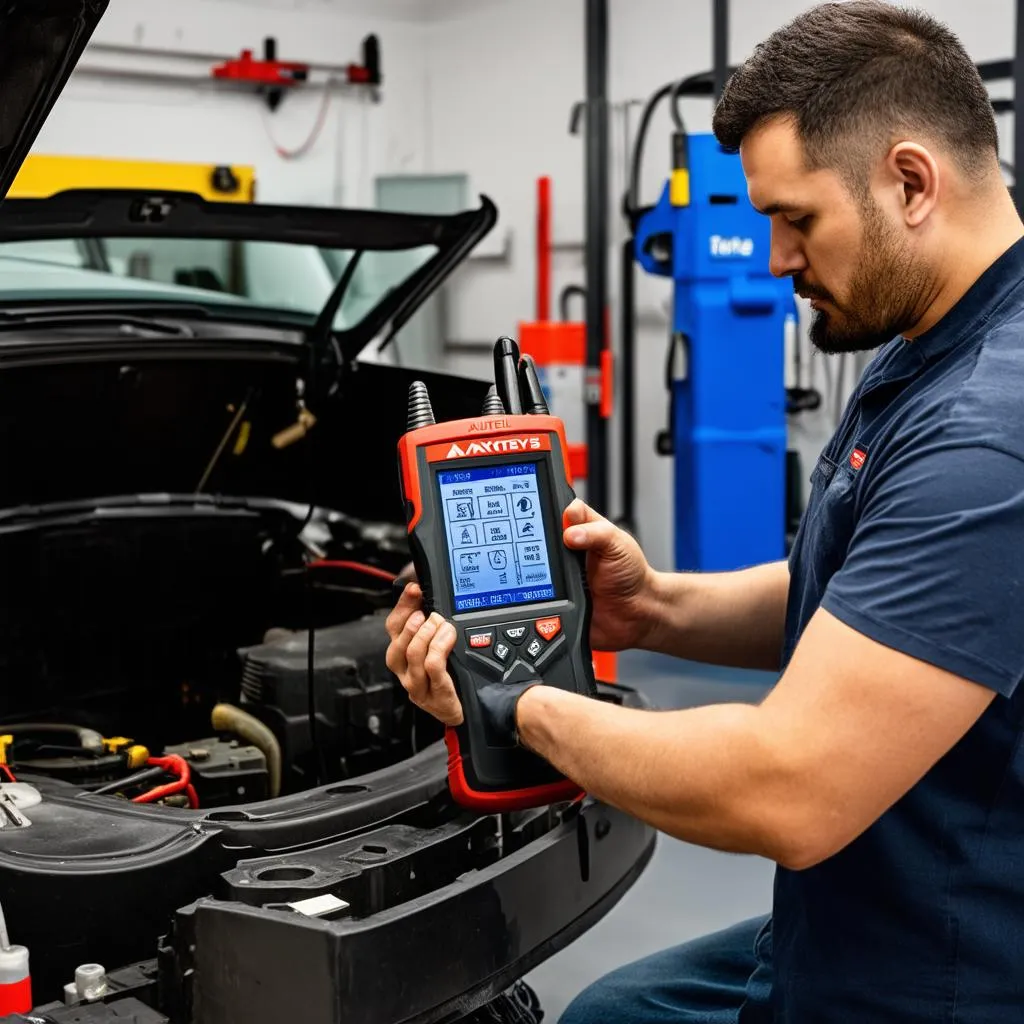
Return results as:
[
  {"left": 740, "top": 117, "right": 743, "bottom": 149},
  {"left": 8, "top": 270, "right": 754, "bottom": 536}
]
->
[{"left": 211, "top": 703, "right": 282, "bottom": 799}]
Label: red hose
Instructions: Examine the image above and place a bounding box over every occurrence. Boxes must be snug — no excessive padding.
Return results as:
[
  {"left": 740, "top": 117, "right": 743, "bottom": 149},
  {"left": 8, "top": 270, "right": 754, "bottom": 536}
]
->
[
  {"left": 132, "top": 755, "right": 198, "bottom": 808},
  {"left": 307, "top": 559, "right": 396, "bottom": 583}
]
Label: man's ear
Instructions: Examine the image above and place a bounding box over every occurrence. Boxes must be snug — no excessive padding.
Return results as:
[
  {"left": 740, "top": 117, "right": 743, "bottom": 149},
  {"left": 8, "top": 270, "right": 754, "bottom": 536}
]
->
[{"left": 886, "top": 142, "right": 940, "bottom": 227}]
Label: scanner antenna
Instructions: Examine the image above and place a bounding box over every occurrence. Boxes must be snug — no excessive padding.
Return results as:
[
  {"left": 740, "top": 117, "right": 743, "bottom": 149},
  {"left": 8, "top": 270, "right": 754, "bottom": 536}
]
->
[
  {"left": 518, "top": 354, "right": 549, "bottom": 414},
  {"left": 481, "top": 385, "right": 505, "bottom": 416},
  {"left": 407, "top": 381, "right": 436, "bottom": 431},
  {"left": 493, "top": 336, "right": 523, "bottom": 415}
]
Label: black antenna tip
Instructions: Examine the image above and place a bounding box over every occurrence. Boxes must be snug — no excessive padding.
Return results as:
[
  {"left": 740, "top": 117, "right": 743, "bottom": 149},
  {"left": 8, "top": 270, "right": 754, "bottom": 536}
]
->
[
  {"left": 493, "top": 336, "right": 523, "bottom": 415},
  {"left": 482, "top": 384, "right": 505, "bottom": 416},
  {"left": 519, "top": 353, "right": 550, "bottom": 415},
  {"left": 407, "top": 380, "right": 435, "bottom": 431}
]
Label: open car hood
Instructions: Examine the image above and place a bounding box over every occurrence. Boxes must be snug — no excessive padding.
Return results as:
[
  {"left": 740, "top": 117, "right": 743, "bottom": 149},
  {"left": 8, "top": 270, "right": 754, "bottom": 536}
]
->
[
  {"left": 0, "top": 0, "right": 109, "bottom": 199},
  {"left": 0, "top": 0, "right": 496, "bottom": 362},
  {"left": 0, "top": 189, "right": 498, "bottom": 363}
]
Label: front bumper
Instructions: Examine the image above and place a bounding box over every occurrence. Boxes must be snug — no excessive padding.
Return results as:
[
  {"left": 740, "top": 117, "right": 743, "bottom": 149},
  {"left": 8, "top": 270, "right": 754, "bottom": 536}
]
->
[
  {"left": 168, "top": 797, "right": 654, "bottom": 1024},
  {"left": 1, "top": 684, "right": 656, "bottom": 1022}
]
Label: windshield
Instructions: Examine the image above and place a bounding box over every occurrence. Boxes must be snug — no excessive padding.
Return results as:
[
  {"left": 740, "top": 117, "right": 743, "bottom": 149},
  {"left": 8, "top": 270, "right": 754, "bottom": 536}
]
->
[{"left": 0, "top": 237, "right": 438, "bottom": 329}]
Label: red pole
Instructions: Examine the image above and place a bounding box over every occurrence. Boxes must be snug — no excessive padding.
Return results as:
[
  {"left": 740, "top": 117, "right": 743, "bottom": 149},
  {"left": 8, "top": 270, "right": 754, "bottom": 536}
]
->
[{"left": 537, "top": 176, "right": 552, "bottom": 322}]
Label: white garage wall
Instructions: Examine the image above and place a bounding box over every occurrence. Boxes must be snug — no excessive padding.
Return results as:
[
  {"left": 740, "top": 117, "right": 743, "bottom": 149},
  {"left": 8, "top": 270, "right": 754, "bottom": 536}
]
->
[
  {"left": 31, "top": 0, "right": 431, "bottom": 208},
  {"left": 423, "top": 0, "right": 1020, "bottom": 569}
]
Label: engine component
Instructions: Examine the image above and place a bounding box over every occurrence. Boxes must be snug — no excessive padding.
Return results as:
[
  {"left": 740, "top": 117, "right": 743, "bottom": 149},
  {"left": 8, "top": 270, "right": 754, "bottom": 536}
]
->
[
  {"left": 14, "top": 997, "right": 169, "bottom": 1023},
  {"left": 64, "top": 963, "right": 107, "bottom": 1005},
  {"left": 163, "top": 738, "right": 268, "bottom": 807},
  {"left": 0, "top": 783, "right": 41, "bottom": 830},
  {"left": 128, "top": 757, "right": 198, "bottom": 810},
  {"left": 208, "top": 704, "right": 280, "bottom": 798},
  {"left": 0, "top": 726, "right": 149, "bottom": 790},
  {"left": 238, "top": 615, "right": 405, "bottom": 786}
]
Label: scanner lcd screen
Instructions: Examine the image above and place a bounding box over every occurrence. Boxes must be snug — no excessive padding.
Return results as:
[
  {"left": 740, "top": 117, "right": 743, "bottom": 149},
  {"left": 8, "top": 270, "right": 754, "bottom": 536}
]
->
[{"left": 437, "top": 462, "right": 557, "bottom": 612}]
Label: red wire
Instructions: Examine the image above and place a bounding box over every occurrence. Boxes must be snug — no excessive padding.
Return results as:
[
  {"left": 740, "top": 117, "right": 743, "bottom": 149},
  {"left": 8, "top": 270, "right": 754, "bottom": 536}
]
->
[
  {"left": 264, "top": 79, "right": 333, "bottom": 160},
  {"left": 132, "top": 755, "right": 199, "bottom": 809},
  {"left": 307, "top": 559, "right": 396, "bottom": 583},
  {"left": 0, "top": 765, "right": 15, "bottom": 783}
]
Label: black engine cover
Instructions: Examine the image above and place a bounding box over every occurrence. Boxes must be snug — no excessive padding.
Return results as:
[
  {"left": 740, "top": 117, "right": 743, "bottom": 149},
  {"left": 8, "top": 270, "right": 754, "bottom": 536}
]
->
[{"left": 238, "top": 615, "right": 407, "bottom": 786}]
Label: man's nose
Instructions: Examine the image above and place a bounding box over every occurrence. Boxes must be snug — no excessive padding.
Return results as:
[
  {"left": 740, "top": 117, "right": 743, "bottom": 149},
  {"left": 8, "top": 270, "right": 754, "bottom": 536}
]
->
[{"left": 768, "top": 225, "right": 807, "bottom": 279}]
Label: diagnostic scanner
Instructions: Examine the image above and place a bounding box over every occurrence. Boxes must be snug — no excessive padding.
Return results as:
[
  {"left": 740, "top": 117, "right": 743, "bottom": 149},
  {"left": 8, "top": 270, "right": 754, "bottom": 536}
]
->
[{"left": 397, "top": 337, "right": 597, "bottom": 811}]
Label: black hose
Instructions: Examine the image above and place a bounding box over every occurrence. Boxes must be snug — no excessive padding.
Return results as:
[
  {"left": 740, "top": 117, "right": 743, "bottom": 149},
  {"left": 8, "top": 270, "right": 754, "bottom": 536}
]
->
[
  {"left": 90, "top": 766, "right": 165, "bottom": 796},
  {"left": 670, "top": 78, "right": 688, "bottom": 133},
  {"left": 559, "top": 284, "right": 587, "bottom": 322},
  {"left": 0, "top": 723, "right": 105, "bottom": 753},
  {"left": 625, "top": 69, "right": 738, "bottom": 223},
  {"left": 626, "top": 82, "right": 674, "bottom": 219}
]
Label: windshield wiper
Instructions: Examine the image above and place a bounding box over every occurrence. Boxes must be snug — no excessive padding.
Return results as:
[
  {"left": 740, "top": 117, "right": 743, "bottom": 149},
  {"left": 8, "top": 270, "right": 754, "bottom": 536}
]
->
[{"left": 0, "top": 310, "right": 195, "bottom": 337}]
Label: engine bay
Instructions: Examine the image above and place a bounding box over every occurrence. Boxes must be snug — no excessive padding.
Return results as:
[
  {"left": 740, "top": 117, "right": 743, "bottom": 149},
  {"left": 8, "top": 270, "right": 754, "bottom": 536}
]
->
[{"left": 0, "top": 501, "right": 442, "bottom": 815}]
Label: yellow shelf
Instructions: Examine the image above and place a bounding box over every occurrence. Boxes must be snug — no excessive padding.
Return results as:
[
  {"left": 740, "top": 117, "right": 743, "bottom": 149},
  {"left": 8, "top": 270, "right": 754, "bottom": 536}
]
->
[{"left": 8, "top": 155, "right": 255, "bottom": 202}]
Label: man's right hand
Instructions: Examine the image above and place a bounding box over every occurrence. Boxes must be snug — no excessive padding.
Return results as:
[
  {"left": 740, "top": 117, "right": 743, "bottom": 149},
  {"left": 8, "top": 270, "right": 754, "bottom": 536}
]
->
[{"left": 562, "top": 499, "right": 659, "bottom": 652}]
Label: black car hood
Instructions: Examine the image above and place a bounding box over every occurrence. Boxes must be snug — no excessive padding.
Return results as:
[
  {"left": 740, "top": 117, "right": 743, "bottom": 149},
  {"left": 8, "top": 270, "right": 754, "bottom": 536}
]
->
[
  {"left": 0, "top": 0, "right": 109, "bottom": 199},
  {"left": 0, "top": 189, "right": 497, "bottom": 362},
  {"left": 0, "top": 0, "right": 499, "bottom": 520}
]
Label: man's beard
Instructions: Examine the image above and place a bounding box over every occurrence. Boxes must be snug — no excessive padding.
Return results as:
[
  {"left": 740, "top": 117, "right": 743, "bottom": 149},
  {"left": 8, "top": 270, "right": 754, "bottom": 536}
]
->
[{"left": 799, "top": 201, "right": 933, "bottom": 355}]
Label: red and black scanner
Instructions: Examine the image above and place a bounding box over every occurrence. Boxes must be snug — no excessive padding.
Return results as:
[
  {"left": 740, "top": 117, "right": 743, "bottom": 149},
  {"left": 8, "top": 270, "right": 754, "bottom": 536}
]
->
[{"left": 396, "top": 337, "right": 597, "bottom": 811}]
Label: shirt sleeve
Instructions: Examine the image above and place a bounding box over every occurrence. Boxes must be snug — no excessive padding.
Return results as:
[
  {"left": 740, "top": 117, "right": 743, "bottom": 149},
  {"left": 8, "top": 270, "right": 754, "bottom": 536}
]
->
[{"left": 822, "top": 443, "right": 1024, "bottom": 697}]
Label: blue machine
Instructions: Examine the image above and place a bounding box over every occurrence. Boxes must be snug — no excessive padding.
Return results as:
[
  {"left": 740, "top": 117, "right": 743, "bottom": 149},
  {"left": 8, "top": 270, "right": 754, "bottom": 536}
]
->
[{"left": 634, "top": 132, "right": 798, "bottom": 573}]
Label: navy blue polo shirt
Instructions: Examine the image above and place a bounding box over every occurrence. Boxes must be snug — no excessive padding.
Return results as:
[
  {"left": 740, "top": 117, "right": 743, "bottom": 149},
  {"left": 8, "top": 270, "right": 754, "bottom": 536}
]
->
[{"left": 771, "top": 236, "right": 1024, "bottom": 1021}]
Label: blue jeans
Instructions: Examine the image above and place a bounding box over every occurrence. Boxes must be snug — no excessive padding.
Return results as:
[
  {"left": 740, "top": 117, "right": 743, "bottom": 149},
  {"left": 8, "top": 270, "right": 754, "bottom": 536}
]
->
[{"left": 558, "top": 915, "right": 774, "bottom": 1023}]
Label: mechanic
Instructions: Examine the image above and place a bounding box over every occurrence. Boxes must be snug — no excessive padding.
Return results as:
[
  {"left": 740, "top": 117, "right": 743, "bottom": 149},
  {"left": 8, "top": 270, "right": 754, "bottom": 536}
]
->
[{"left": 386, "top": 2, "right": 1024, "bottom": 1020}]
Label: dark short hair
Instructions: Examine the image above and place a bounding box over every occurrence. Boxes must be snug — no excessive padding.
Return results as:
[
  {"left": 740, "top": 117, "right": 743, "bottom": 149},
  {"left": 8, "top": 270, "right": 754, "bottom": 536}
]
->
[{"left": 712, "top": 1, "right": 999, "bottom": 189}]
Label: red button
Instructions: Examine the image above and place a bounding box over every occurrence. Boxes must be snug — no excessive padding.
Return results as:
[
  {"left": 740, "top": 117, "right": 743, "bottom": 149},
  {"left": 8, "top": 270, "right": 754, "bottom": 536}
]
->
[
  {"left": 468, "top": 631, "right": 493, "bottom": 649},
  {"left": 535, "top": 616, "right": 562, "bottom": 642}
]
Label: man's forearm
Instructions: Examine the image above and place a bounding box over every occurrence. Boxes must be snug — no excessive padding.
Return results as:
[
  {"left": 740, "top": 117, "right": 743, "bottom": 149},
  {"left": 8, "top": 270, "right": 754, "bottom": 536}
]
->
[
  {"left": 640, "top": 560, "right": 790, "bottom": 671},
  {"left": 516, "top": 685, "right": 805, "bottom": 866}
]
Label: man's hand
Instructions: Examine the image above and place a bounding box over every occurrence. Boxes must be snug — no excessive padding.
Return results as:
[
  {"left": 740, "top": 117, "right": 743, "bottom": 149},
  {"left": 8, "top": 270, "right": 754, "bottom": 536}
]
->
[
  {"left": 384, "top": 582, "right": 463, "bottom": 726},
  {"left": 384, "top": 583, "right": 540, "bottom": 741},
  {"left": 562, "top": 499, "right": 659, "bottom": 651}
]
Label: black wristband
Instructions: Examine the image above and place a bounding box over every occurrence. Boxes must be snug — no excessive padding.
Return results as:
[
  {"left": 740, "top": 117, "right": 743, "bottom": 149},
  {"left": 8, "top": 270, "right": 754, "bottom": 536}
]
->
[{"left": 476, "top": 680, "right": 541, "bottom": 747}]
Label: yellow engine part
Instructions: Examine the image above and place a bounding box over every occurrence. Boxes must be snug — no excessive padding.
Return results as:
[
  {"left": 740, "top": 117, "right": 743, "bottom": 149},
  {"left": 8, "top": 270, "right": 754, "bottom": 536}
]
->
[{"left": 125, "top": 745, "right": 151, "bottom": 770}]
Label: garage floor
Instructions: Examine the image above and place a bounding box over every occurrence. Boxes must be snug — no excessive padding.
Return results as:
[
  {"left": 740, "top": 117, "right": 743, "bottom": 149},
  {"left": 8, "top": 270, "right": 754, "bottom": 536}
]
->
[{"left": 525, "top": 651, "right": 778, "bottom": 1022}]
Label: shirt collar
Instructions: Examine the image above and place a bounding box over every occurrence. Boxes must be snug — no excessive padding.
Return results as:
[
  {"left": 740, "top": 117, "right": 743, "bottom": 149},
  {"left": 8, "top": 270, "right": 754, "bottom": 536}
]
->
[
  {"left": 911, "top": 234, "right": 1024, "bottom": 361},
  {"left": 861, "top": 235, "right": 1024, "bottom": 393}
]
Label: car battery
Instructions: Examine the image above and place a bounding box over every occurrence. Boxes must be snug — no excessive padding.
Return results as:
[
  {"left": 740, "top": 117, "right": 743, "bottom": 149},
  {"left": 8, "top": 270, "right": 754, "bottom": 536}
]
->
[{"left": 163, "top": 737, "right": 268, "bottom": 806}]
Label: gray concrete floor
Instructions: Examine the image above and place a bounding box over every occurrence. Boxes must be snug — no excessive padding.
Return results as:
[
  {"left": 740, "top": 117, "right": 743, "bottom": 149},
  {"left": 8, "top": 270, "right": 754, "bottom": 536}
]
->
[{"left": 525, "top": 651, "right": 778, "bottom": 1022}]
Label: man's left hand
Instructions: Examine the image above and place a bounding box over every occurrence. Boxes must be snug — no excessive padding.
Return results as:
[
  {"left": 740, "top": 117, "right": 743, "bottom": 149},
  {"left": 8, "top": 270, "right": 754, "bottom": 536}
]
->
[{"left": 384, "top": 582, "right": 464, "bottom": 727}]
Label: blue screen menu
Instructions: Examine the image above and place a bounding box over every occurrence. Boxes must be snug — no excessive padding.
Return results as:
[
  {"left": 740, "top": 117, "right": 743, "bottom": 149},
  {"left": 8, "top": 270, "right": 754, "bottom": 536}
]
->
[{"left": 437, "top": 462, "right": 557, "bottom": 612}]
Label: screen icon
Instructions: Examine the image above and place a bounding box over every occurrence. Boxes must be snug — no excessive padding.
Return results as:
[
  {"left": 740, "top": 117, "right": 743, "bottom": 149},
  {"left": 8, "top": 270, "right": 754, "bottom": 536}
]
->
[
  {"left": 478, "top": 494, "right": 511, "bottom": 519},
  {"left": 517, "top": 541, "right": 543, "bottom": 565},
  {"left": 484, "top": 520, "right": 513, "bottom": 545},
  {"left": 459, "top": 551, "right": 482, "bottom": 572},
  {"left": 488, "top": 549, "right": 508, "bottom": 570},
  {"left": 513, "top": 494, "right": 536, "bottom": 521},
  {"left": 447, "top": 497, "right": 477, "bottom": 522},
  {"left": 515, "top": 517, "right": 536, "bottom": 538}
]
